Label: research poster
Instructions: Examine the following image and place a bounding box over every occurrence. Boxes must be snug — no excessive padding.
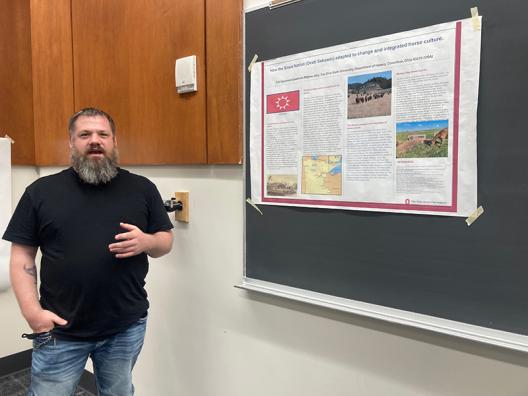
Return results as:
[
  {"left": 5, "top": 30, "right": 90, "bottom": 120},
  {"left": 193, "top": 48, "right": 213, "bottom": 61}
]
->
[
  {"left": 250, "top": 18, "right": 481, "bottom": 216},
  {"left": 0, "top": 138, "right": 11, "bottom": 290}
]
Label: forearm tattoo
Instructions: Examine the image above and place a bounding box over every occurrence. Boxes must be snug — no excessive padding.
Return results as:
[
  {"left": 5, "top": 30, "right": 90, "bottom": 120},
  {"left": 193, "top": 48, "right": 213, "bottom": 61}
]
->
[{"left": 23, "top": 264, "right": 37, "bottom": 284}]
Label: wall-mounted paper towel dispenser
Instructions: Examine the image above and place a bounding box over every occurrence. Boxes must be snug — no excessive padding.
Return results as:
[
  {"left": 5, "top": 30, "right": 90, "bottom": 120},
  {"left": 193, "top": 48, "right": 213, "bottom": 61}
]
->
[{"left": 175, "top": 55, "right": 197, "bottom": 94}]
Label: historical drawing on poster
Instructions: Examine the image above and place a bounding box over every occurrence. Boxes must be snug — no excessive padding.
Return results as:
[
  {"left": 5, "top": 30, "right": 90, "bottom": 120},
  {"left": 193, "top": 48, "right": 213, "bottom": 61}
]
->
[
  {"left": 250, "top": 18, "right": 481, "bottom": 216},
  {"left": 267, "top": 175, "right": 298, "bottom": 197}
]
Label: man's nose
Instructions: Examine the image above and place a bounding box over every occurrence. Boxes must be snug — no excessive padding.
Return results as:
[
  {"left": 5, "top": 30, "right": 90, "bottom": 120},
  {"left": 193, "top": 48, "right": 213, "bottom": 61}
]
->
[{"left": 89, "top": 134, "right": 102, "bottom": 145}]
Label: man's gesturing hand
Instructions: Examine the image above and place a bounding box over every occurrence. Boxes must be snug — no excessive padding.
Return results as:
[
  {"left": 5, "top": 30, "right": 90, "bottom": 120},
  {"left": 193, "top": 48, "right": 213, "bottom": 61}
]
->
[{"left": 109, "top": 222, "right": 152, "bottom": 259}]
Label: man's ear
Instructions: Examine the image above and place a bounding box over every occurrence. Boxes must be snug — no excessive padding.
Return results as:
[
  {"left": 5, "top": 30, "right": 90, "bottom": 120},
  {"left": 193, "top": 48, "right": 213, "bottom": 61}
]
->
[{"left": 69, "top": 138, "right": 73, "bottom": 149}]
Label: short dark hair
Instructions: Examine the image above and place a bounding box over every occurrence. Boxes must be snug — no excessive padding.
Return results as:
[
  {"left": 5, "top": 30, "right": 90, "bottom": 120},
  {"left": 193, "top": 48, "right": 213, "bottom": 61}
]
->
[{"left": 68, "top": 108, "right": 116, "bottom": 136}]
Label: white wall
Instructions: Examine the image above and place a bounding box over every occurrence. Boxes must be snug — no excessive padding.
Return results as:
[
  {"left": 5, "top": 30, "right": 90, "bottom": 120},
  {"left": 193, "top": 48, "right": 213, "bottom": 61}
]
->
[
  {"left": 130, "top": 166, "right": 528, "bottom": 396},
  {"left": 245, "top": 0, "right": 268, "bottom": 11},
  {"left": 3, "top": 161, "right": 528, "bottom": 395},
  {"left": 0, "top": 166, "right": 39, "bottom": 357}
]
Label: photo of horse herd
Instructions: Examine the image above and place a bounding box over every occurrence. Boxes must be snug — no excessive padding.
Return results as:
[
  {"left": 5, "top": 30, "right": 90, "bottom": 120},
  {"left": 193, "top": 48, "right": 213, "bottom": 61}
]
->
[{"left": 347, "top": 71, "right": 392, "bottom": 119}]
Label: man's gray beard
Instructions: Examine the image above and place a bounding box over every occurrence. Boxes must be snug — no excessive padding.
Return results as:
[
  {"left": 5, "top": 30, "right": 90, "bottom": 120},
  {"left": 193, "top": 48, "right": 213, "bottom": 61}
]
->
[{"left": 71, "top": 148, "right": 119, "bottom": 185}]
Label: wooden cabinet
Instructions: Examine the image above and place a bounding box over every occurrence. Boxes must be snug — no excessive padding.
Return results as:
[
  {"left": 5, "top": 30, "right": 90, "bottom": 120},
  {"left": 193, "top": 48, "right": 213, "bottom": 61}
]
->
[
  {"left": 206, "top": 0, "right": 243, "bottom": 164},
  {"left": 72, "top": 0, "right": 207, "bottom": 165},
  {"left": 0, "top": 0, "right": 242, "bottom": 165},
  {"left": 0, "top": 0, "right": 35, "bottom": 164},
  {"left": 31, "top": 0, "right": 75, "bottom": 165}
]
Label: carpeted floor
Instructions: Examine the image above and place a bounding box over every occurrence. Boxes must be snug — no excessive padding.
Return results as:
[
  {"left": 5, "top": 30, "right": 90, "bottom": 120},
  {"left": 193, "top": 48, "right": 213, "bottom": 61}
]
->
[{"left": 0, "top": 368, "right": 95, "bottom": 396}]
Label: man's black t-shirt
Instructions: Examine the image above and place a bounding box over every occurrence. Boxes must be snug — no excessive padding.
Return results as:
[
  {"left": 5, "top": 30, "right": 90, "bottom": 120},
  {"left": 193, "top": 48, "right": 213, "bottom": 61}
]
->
[{"left": 3, "top": 168, "right": 173, "bottom": 340}]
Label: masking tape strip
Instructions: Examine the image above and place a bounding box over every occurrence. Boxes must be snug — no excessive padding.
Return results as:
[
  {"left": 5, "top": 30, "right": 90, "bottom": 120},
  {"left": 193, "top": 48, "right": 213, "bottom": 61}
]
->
[
  {"left": 246, "top": 198, "right": 263, "bottom": 215},
  {"left": 4, "top": 134, "right": 15, "bottom": 144},
  {"left": 466, "top": 205, "right": 484, "bottom": 226},
  {"left": 471, "top": 7, "right": 480, "bottom": 31},
  {"left": 248, "top": 54, "right": 258, "bottom": 73},
  {"left": 269, "top": 0, "right": 302, "bottom": 9}
]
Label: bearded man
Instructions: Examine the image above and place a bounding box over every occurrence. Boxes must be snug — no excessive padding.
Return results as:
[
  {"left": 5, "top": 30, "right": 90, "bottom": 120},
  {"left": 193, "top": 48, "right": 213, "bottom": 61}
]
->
[{"left": 3, "top": 108, "right": 173, "bottom": 396}]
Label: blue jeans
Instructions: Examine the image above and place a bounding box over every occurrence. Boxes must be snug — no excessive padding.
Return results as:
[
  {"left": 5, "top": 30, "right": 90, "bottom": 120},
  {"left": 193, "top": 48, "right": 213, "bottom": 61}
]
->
[{"left": 28, "top": 316, "right": 147, "bottom": 396}]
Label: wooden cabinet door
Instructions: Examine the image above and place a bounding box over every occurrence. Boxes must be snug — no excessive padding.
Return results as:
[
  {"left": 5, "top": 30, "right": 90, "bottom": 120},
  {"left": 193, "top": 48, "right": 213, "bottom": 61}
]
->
[
  {"left": 72, "top": 0, "right": 207, "bottom": 164},
  {"left": 0, "top": 0, "right": 35, "bottom": 164},
  {"left": 206, "top": 0, "right": 243, "bottom": 164},
  {"left": 31, "top": 0, "right": 75, "bottom": 165}
]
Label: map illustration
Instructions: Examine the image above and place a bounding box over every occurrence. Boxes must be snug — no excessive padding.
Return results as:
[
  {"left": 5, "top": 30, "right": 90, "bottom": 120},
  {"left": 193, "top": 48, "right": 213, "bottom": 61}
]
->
[{"left": 301, "top": 155, "right": 342, "bottom": 195}]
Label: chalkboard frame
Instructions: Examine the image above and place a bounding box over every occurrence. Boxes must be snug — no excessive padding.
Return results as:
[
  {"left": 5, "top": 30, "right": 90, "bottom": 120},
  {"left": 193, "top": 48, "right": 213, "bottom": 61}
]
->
[{"left": 242, "top": 0, "right": 528, "bottom": 352}]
